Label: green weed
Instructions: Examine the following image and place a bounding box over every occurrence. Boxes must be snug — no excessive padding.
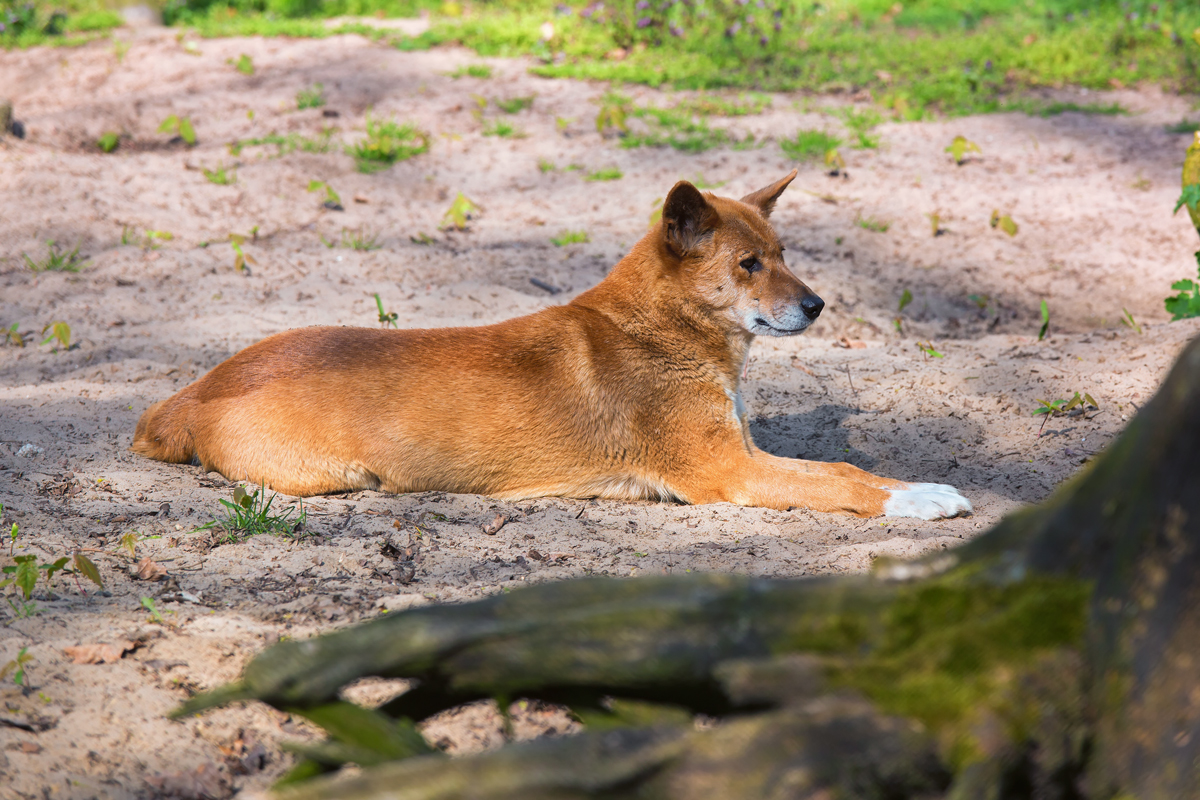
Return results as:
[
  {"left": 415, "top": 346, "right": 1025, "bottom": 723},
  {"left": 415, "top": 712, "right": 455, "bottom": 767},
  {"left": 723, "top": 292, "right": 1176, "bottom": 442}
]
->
[
  {"left": 1166, "top": 120, "right": 1200, "bottom": 135},
  {"left": 23, "top": 240, "right": 86, "bottom": 272},
  {"left": 230, "top": 129, "right": 335, "bottom": 157},
  {"left": 551, "top": 230, "right": 589, "bottom": 246},
  {"left": 482, "top": 118, "right": 521, "bottom": 138},
  {"left": 342, "top": 226, "right": 381, "bottom": 251},
  {"left": 40, "top": 322, "right": 71, "bottom": 350},
  {"left": 1038, "top": 299, "right": 1050, "bottom": 341},
  {"left": 157, "top": 114, "right": 196, "bottom": 146},
  {"left": 894, "top": 288, "right": 913, "bottom": 333},
  {"left": 0, "top": 648, "right": 31, "bottom": 685},
  {"left": 495, "top": 95, "right": 534, "bottom": 114},
  {"left": 202, "top": 162, "right": 236, "bottom": 185},
  {"left": 441, "top": 193, "right": 479, "bottom": 230},
  {"left": 112, "top": 38, "right": 129, "bottom": 63},
  {"left": 229, "top": 232, "right": 257, "bottom": 273},
  {"left": 350, "top": 116, "right": 429, "bottom": 173},
  {"left": 374, "top": 293, "right": 398, "bottom": 327},
  {"left": 230, "top": 53, "right": 254, "bottom": 75},
  {"left": 4, "top": 323, "right": 24, "bottom": 348},
  {"left": 205, "top": 484, "right": 305, "bottom": 543},
  {"left": 97, "top": 131, "right": 119, "bottom": 153},
  {"left": 1033, "top": 392, "right": 1098, "bottom": 435},
  {"left": 1165, "top": 253, "right": 1200, "bottom": 321},
  {"left": 990, "top": 210, "right": 1019, "bottom": 236},
  {"left": 307, "top": 179, "right": 342, "bottom": 209},
  {"left": 141, "top": 596, "right": 166, "bottom": 624},
  {"left": 945, "top": 135, "right": 981, "bottom": 165},
  {"left": 1034, "top": 101, "right": 1127, "bottom": 117},
  {"left": 296, "top": 82, "right": 325, "bottom": 109},
  {"left": 595, "top": 92, "right": 630, "bottom": 135},
  {"left": 585, "top": 167, "right": 623, "bottom": 182},
  {"left": 537, "top": 158, "right": 557, "bottom": 173},
  {"left": 836, "top": 107, "right": 883, "bottom": 149},
  {"left": 857, "top": 215, "right": 890, "bottom": 233},
  {"left": 1120, "top": 307, "right": 1142, "bottom": 334},
  {"left": 450, "top": 64, "right": 492, "bottom": 79},
  {"left": 780, "top": 130, "right": 841, "bottom": 162},
  {"left": 916, "top": 341, "right": 945, "bottom": 359}
]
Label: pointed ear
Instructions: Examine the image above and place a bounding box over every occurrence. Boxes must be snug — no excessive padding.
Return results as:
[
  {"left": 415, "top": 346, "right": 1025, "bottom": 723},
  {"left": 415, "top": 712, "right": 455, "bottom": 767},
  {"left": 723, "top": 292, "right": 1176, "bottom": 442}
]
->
[
  {"left": 740, "top": 169, "right": 798, "bottom": 218},
  {"left": 662, "top": 180, "right": 718, "bottom": 257}
]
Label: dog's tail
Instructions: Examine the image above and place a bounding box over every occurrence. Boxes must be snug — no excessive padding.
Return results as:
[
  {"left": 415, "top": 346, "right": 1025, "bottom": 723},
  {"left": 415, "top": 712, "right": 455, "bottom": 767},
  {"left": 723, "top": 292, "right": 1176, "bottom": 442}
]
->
[{"left": 131, "top": 396, "right": 196, "bottom": 463}]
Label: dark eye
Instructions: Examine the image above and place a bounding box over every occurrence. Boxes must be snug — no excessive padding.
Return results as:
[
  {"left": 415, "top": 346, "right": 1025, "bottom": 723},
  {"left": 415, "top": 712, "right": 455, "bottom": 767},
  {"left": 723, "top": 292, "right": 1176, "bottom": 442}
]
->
[{"left": 740, "top": 256, "right": 761, "bottom": 274}]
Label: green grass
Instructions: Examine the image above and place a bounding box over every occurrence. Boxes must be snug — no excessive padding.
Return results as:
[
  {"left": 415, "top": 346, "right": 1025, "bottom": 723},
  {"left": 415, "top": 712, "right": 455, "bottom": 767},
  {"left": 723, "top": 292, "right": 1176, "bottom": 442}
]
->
[
  {"left": 1034, "top": 100, "right": 1128, "bottom": 117},
  {"left": 482, "top": 118, "right": 520, "bottom": 137},
  {"left": 495, "top": 95, "right": 534, "bottom": 113},
  {"left": 350, "top": 116, "right": 429, "bottom": 173},
  {"left": 202, "top": 162, "right": 236, "bottom": 185},
  {"left": 229, "top": 129, "right": 335, "bottom": 157},
  {"left": 781, "top": 130, "right": 842, "bottom": 161},
  {"left": 22, "top": 240, "right": 86, "bottom": 272},
  {"left": 96, "top": 131, "right": 119, "bottom": 153},
  {"left": 341, "top": 226, "right": 381, "bottom": 250},
  {"left": 23, "top": 1, "right": 1191, "bottom": 119},
  {"left": 449, "top": 63, "right": 493, "bottom": 78},
  {"left": 204, "top": 483, "right": 306, "bottom": 543},
  {"left": 1166, "top": 119, "right": 1200, "bottom": 134},
  {"left": 296, "top": 82, "right": 326, "bottom": 109},
  {"left": 857, "top": 215, "right": 891, "bottom": 233},
  {"left": 585, "top": 167, "right": 623, "bottom": 181},
  {"left": 551, "top": 230, "right": 589, "bottom": 246}
]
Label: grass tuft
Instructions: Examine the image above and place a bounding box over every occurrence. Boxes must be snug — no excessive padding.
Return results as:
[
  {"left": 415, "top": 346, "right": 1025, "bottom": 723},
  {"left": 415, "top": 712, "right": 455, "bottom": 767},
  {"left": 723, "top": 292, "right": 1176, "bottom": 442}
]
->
[{"left": 349, "top": 116, "right": 429, "bottom": 173}]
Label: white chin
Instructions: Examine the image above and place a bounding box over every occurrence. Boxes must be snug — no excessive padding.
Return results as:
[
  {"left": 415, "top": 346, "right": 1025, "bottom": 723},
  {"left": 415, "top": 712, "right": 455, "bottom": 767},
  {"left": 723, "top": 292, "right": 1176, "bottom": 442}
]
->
[{"left": 751, "top": 321, "right": 810, "bottom": 337}]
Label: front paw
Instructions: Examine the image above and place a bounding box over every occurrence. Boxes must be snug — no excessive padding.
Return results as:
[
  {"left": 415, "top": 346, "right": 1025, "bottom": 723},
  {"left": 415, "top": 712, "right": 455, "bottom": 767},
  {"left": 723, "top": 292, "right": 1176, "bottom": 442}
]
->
[{"left": 883, "top": 483, "right": 973, "bottom": 520}]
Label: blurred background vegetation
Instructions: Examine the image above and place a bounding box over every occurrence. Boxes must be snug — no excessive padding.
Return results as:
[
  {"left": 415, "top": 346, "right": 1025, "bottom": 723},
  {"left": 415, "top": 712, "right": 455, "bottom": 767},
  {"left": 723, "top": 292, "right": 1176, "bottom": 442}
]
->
[{"left": 4, "top": 0, "right": 1200, "bottom": 117}]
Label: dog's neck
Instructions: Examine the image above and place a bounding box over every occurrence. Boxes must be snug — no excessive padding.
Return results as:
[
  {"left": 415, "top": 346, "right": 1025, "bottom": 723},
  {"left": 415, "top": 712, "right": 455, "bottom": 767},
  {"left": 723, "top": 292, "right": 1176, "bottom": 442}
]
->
[{"left": 572, "top": 239, "right": 752, "bottom": 388}]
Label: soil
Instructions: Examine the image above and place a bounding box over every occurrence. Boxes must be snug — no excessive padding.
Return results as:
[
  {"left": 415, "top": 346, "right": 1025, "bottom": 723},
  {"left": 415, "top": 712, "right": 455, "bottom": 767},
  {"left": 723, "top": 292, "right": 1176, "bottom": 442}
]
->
[{"left": 2, "top": 23, "right": 1200, "bottom": 800}]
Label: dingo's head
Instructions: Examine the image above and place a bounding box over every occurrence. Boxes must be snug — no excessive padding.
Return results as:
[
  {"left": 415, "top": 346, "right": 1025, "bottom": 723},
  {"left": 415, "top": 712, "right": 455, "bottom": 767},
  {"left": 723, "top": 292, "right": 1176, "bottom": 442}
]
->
[{"left": 659, "top": 170, "right": 823, "bottom": 337}]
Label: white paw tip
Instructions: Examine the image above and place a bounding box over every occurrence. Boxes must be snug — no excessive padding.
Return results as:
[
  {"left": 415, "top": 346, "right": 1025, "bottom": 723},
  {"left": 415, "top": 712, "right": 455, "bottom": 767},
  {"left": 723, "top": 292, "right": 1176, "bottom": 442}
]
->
[{"left": 884, "top": 485, "right": 973, "bottom": 520}]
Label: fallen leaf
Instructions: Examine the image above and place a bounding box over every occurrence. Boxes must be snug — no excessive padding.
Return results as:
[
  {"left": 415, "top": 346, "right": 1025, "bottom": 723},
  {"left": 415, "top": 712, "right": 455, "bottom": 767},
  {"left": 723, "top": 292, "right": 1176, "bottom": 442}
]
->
[
  {"left": 527, "top": 549, "right": 544, "bottom": 562},
  {"left": 17, "top": 742, "right": 42, "bottom": 754},
  {"left": 135, "top": 557, "right": 168, "bottom": 581},
  {"left": 481, "top": 514, "right": 508, "bottom": 535},
  {"left": 64, "top": 640, "right": 135, "bottom": 664},
  {"left": 835, "top": 337, "right": 868, "bottom": 349},
  {"left": 353, "top": 194, "right": 369, "bottom": 204}
]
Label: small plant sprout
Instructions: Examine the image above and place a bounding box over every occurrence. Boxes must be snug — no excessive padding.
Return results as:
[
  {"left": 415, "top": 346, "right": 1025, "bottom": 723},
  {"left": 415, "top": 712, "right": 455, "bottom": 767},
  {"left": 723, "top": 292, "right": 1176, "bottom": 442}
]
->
[
  {"left": 97, "top": 131, "right": 119, "bottom": 153},
  {"left": 374, "top": 294, "right": 398, "bottom": 328},
  {"left": 1166, "top": 254, "right": 1200, "bottom": 321},
  {"left": 586, "top": 167, "right": 623, "bottom": 182},
  {"left": 342, "top": 227, "right": 381, "bottom": 251},
  {"left": 836, "top": 107, "right": 882, "bottom": 149},
  {"left": 856, "top": 215, "right": 890, "bottom": 233},
  {"left": 1038, "top": 299, "right": 1050, "bottom": 341},
  {"left": 916, "top": 341, "right": 945, "bottom": 359},
  {"left": 551, "top": 230, "right": 589, "bottom": 246},
  {"left": 307, "top": 180, "right": 343, "bottom": 210},
  {"left": 482, "top": 118, "right": 520, "bottom": 138},
  {"left": 780, "top": 130, "right": 841, "bottom": 161},
  {"left": 894, "top": 288, "right": 913, "bottom": 333},
  {"left": 40, "top": 322, "right": 71, "bottom": 350},
  {"left": 296, "top": 83, "right": 325, "bottom": 110},
  {"left": 229, "top": 233, "right": 257, "bottom": 273},
  {"left": 945, "top": 135, "right": 981, "bottom": 165},
  {"left": 112, "top": 39, "right": 129, "bottom": 63},
  {"left": 495, "top": 96, "right": 534, "bottom": 114},
  {"left": 825, "top": 148, "right": 847, "bottom": 175},
  {"left": 6, "top": 507, "right": 17, "bottom": 554},
  {"left": 119, "top": 532, "right": 137, "bottom": 559},
  {"left": 537, "top": 158, "right": 557, "bottom": 173},
  {"left": 73, "top": 552, "right": 103, "bottom": 591},
  {"left": 595, "top": 93, "right": 630, "bottom": 135},
  {"left": 141, "top": 596, "right": 166, "bottom": 624},
  {"left": 0, "top": 648, "right": 32, "bottom": 686},
  {"left": 1120, "top": 308, "right": 1143, "bottom": 334},
  {"left": 450, "top": 64, "right": 492, "bottom": 79},
  {"left": 143, "top": 230, "right": 173, "bottom": 250},
  {"left": 202, "top": 162, "right": 236, "bottom": 185},
  {"left": 23, "top": 240, "right": 86, "bottom": 272},
  {"left": 157, "top": 114, "right": 197, "bottom": 146},
  {"left": 5, "top": 323, "right": 24, "bottom": 347},
  {"left": 1033, "top": 392, "right": 1099, "bottom": 436},
  {"left": 410, "top": 232, "right": 435, "bottom": 245},
  {"left": 554, "top": 116, "right": 574, "bottom": 132},
  {"left": 441, "top": 193, "right": 480, "bottom": 231},
  {"left": 351, "top": 116, "right": 430, "bottom": 173},
  {"left": 230, "top": 54, "right": 254, "bottom": 75},
  {"left": 209, "top": 483, "right": 306, "bottom": 542},
  {"left": 928, "top": 213, "right": 944, "bottom": 237},
  {"left": 990, "top": 209, "right": 1018, "bottom": 236}
]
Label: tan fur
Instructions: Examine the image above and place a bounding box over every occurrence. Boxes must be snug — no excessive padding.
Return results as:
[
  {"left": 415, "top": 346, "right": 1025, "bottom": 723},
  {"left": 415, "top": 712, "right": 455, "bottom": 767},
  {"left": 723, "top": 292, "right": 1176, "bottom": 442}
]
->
[{"left": 133, "top": 173, "right": 968, "bottom": 518}]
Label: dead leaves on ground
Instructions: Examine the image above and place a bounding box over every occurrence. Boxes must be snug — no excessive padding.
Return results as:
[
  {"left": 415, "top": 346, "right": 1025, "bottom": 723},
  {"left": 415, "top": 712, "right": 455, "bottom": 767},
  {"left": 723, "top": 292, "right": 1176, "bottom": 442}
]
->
[{"left": 64, "top": 640, "right": 136, "bottom": 665}]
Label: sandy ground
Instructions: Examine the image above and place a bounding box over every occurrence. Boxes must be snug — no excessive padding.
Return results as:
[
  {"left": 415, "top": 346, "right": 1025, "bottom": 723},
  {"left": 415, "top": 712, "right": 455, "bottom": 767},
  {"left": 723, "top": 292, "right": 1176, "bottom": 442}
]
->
[{"left": 3, "top": 23, "right": 1200, "bottom": 799}]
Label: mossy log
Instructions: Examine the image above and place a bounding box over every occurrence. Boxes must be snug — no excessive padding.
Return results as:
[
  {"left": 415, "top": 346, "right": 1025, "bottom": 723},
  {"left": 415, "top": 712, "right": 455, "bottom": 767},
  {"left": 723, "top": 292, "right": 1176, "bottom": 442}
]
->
[{"left": 179, "top": 336, "right": 1200, "bottom": 799}]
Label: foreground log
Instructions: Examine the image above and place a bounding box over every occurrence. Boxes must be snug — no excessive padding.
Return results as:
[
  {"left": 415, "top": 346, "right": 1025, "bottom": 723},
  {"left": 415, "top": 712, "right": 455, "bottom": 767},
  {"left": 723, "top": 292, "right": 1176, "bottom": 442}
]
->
[{"left": 178, "top": 336, "right": 1200, "bottom": 799}]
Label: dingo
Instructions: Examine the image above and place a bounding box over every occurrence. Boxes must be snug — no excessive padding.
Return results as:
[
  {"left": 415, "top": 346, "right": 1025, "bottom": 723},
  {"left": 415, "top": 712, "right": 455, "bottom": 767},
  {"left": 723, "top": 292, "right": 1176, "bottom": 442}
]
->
[{"left": 133, "top": 171, "right": 971, "bottom": 520}]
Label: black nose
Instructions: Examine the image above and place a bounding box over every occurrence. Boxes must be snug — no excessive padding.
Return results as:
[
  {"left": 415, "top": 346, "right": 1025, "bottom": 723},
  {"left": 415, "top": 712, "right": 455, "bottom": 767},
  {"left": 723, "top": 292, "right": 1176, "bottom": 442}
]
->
[{"left": 801, "top": 294, "right": 824, "bottom": 320}]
